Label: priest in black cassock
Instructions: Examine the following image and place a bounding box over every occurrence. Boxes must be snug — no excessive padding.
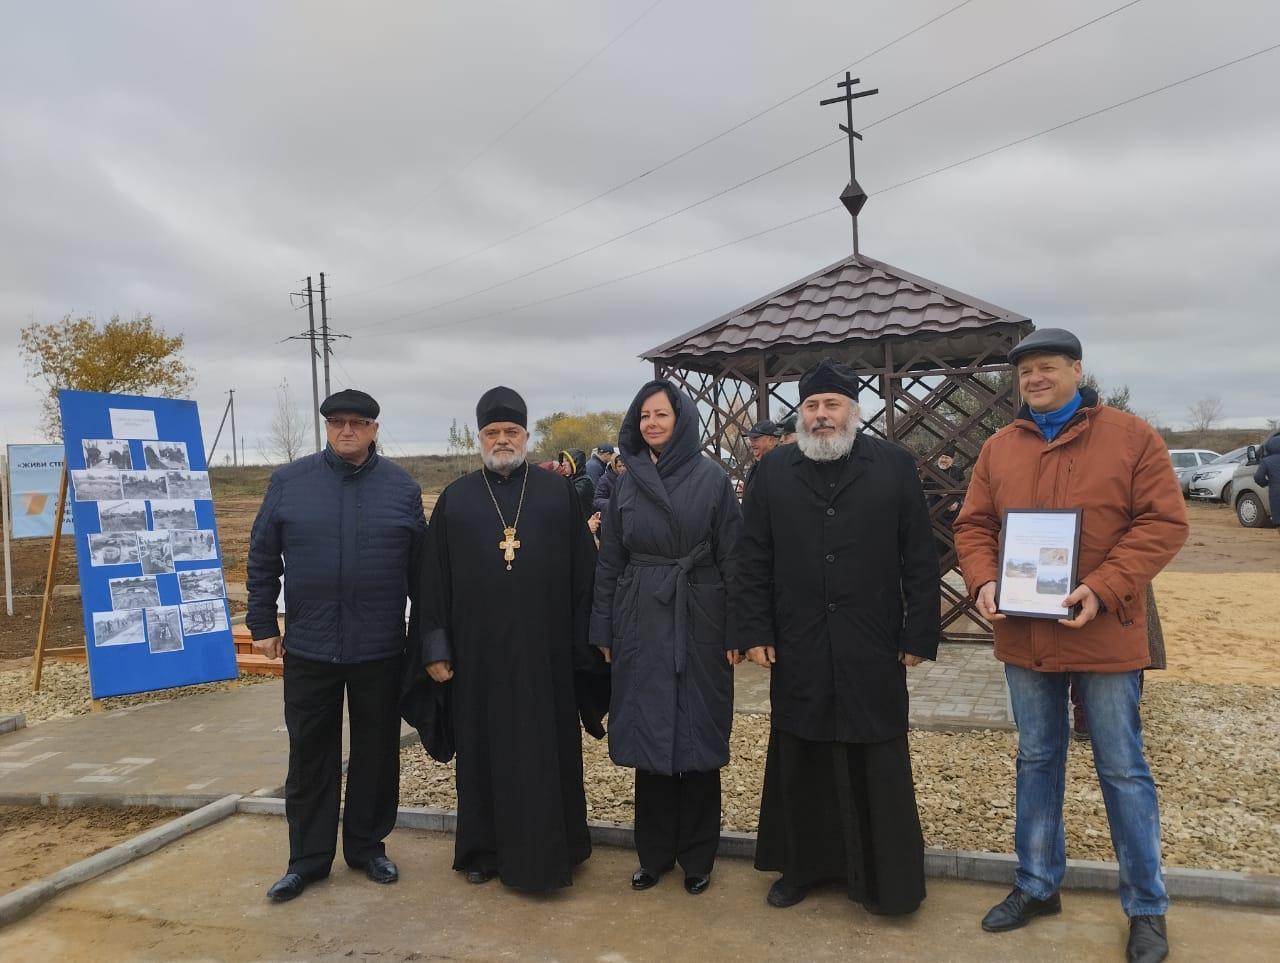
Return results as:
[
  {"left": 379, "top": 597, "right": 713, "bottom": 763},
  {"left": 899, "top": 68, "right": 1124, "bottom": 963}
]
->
[
  {"left": 406, "top": 386, "right": 606, "bottom": 893},
  {"left": 738, "top": 358, "right": 940, "bottom": 915}
]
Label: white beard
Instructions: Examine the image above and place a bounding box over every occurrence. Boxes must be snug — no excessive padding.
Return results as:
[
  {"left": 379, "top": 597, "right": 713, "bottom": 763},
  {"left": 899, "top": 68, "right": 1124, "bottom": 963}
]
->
[
  {"left": 482, "top": 443, "right": 527, "bottom": 474},
  {"left": 796, "top": 416, "right": 858, "bottom": 462}
]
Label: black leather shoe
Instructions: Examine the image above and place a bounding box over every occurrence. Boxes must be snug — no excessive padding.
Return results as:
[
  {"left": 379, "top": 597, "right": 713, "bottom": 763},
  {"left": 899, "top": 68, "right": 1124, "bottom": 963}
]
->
[
  {"left": 631, "top": 868, "right": 661, "bottom": 890},
  {"left": 1126, "top": 915, "right": 1168, "bottom": 963},
  {"left": 364, "top": 855, "right": 399, "bottom": 884},
  {"left": 465, "top": 868, "right": 498, "bottom": 885},
  {"left": 766, "top": 878, "right": 809, "bottom": 908},
  {"left": 684, "top": 875, "right": 711, "bottom": 895},
  {"left": 266, "top": 873, "right": 306, "bottom": 903},
  {"left": 981, "top": 887, "right": 1062, "bottom": 932}
]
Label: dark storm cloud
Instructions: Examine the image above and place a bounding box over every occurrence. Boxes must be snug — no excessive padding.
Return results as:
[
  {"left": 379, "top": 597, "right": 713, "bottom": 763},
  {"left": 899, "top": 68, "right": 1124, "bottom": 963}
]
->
[{"left": 3, "top": 0, "right": 1278, "bottom": 458}]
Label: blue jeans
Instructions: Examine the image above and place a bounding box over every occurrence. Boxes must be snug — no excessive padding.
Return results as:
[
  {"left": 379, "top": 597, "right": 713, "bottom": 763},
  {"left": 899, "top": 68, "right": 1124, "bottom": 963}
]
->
[{"left": 1004, "top": 665, "right": 1167, "bottom": 917}]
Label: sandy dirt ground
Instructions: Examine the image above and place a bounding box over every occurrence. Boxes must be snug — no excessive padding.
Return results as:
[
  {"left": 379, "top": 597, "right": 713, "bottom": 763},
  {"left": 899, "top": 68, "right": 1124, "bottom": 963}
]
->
[
  {"left": 1, "top": 815, "right": 1276, "bottom": 963},
  {"left": 0, "top": 805, "right": 181, "bottom": 894}
]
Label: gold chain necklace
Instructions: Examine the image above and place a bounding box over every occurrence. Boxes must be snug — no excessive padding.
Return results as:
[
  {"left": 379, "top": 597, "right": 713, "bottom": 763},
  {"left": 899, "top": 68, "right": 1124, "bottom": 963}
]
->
[{"left": 481, "top": 464, "right": 529, "bottom": 571}]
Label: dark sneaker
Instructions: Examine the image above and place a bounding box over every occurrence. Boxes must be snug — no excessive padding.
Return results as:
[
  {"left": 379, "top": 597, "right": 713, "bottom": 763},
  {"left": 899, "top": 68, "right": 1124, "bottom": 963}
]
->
[
  {"left": 1126, "top": 915, "right": 1169, "bottom": 963},
  {"left": 981, "top": 887, "right": 1062, "bottom": 932}
]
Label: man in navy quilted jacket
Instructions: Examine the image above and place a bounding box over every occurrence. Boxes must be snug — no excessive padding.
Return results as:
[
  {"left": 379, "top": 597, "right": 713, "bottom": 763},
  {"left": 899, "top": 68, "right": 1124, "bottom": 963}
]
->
[{"left": 247, "top": 388, "right": 427, "bottom": 903}]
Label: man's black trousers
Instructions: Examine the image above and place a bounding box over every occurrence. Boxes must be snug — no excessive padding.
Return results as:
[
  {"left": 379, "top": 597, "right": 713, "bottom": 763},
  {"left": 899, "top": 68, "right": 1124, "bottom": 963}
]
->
[{"left": 282, "top": 651, "right": 403, "bottom": 879}]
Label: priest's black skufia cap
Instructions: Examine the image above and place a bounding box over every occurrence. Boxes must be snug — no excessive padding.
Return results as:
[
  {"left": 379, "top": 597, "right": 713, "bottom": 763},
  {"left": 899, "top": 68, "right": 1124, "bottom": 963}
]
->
[
  {"left": 746, "top": 419, "right": 781, "bottom": 438},
  {"left": 798, "top": 358, "right": 860, "bottom": 404},
  {"left": 1008, "top": 328, "right": 1083, "bottom": 366},
  {"left": 319, "top": 389, "right": 379, "bottom": 419},
  {"left": 476, "top": 386, "right": 527, "bottom": 430}
]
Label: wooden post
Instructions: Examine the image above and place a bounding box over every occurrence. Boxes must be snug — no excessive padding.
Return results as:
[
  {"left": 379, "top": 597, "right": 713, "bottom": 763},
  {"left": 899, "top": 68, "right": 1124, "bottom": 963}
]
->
[{"left": 32, "top": 465, "right": 69, "bottom": 693}]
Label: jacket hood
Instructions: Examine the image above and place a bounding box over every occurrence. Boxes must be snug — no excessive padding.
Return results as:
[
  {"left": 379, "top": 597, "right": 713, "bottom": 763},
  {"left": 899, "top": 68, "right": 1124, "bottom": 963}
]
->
[
  {"left": 1263, "top": 434, "right": 1280, "bottom": 458},
  {"left": 559, "top": 448, "right": 588, "bottom": 479}
]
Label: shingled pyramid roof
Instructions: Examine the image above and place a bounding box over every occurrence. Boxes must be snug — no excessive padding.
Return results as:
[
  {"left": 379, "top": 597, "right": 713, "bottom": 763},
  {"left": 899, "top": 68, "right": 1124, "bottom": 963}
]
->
[{"left": 644, "top": 252, "right": 1029, "bottom": 362}]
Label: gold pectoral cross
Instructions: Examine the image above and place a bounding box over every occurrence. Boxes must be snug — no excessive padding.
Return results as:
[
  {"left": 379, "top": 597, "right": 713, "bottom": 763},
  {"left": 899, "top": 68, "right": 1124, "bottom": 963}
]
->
[{"left": 498, "top": 527, "right": 521, "bottom": 570}]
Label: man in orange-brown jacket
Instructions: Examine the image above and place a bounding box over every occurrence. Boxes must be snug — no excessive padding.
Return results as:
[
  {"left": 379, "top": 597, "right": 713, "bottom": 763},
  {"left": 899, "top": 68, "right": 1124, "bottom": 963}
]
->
[{"left": 954, "top": 328, "right": 1187, "bottom": 963}]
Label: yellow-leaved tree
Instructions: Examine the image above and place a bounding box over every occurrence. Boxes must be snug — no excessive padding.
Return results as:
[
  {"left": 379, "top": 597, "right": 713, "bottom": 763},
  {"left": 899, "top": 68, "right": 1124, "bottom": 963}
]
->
[{"left": 18, "top": 314, "right": 196, "bottom": 439}]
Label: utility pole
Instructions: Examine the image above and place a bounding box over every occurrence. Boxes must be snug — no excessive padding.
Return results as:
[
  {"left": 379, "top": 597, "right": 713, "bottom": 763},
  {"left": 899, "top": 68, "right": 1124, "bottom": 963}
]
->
[
  {"left": 228, "top": 389, "right": 237, "bottom": 467},
  {"left": 305, "top": 277, "right": 320, "bottom": 452},
  {"left": 319, "top": 272, "right": 332, "bottom": 397}
]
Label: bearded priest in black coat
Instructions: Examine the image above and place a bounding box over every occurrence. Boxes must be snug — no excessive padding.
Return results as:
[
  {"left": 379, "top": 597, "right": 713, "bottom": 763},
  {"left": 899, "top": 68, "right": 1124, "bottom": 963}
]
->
[
  {"left": 406, "top": 386, "right": 607, "bottom": 892},
  {"left": 738, "top": 359, "right": 940, "bottom": 915}
]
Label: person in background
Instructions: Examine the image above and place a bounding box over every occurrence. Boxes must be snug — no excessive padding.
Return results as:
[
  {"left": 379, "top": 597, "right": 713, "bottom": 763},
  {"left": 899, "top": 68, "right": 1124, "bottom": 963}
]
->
[
  {"left": 559, "top": 448, "right": 595, "bottom": 523},
  {"left": 593, "top": 453, "right": 626, "bottom": 517},
  {"left": 1254, "top": 433, "right": 1280, "bottom": 532},
  {"left": 586, "top": 444, "right": 615, "bottom": 488},
  {"left": 743, "top": 419, "right": 782, "bottom": 493},
  {"left": 776, "top": 412, "right": 798, "bottom": 445}
]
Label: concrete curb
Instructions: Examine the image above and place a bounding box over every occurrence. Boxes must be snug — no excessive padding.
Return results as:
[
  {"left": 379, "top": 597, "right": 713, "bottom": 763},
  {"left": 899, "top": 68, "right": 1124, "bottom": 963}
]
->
[
  {"left": 0, "top": 791, "right": 226, "bottom": 810},
  {"left": 234, "top": 800, "right": 1280, "bottom": 909},
  {"left": 0, "top": 713, "right": 25, "bottom": 734},
  {"left": 0, "top": 792, "right": 241, "bottom": 928}
]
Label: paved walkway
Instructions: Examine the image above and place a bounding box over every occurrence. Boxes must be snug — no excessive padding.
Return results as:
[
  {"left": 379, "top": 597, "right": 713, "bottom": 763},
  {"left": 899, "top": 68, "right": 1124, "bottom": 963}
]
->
[
  {"left": 0, "top": 681, "right": 403, "bottom": 800},
  {"left": 734, "top": 643, "right": 1012, "bottom": 731},
  {"left": 0, "top": 645, "right": 1007, "bottom": 802},
  {"left": 1, "top": 815, "right": 1274, "bottom": 961}
]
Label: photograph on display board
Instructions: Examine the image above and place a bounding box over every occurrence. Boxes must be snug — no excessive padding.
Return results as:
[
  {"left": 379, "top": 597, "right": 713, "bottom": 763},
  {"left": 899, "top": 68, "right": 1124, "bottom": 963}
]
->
[
  {"left": 177, "top": 567, "right": 226, "bottom": 602},
  {"left": 121, "top": 469, "right": 169, "bottom": 500},
  {"left": 97, "top": 499, "right": 148, "bottom": 532},
  {"left": 92, "top": 609, "right": 145, "bottom": 647},
  {"left": 87, "top": 532, "right": 140, "bottom": 566},
  {"left": 164, "top": 470, "right": 212, "bottom": 499},
  {"left": 150, "top": 499, "right": 197, "bottom": 530},
  {"left": 170, "top": 529, "right": 218, "bottom": 561},
  {"left": 180, "top": 599, "right": 229, "bottom": 636},
  {"left": 70, "top": 469, "right": 123, "bottom": 501},
  {"left": 144, "top": 605, "right": 184, "bottom": 653},
  {"left": 81, "top": 439, "right": 133, "bottom": 471},
  {"left": 143, "top": 441, "right": 190, "bottom": 470},
  {"left": 137, "top": 530, "right": 175, "bottom": 575},
  {"left": 108, "top": 574, "right": 161, "bottom": 609}
]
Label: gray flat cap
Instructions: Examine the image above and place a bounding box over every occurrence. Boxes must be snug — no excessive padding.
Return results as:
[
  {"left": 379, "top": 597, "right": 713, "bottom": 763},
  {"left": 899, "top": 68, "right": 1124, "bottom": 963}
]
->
[{"left": 1008, "top": 328, "right": 1082, "bottom": 366}]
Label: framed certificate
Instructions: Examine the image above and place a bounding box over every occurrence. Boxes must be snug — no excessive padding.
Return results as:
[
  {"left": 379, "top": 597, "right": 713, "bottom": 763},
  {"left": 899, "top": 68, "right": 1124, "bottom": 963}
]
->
[{"left": 996, "top": 508, "right": 1083, "bottom": 619}]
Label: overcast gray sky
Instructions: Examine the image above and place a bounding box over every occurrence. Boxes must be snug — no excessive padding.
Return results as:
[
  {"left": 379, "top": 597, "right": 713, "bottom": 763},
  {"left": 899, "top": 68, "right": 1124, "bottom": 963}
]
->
[{"left": 3, "top": 0, "right": 1278, "bottom": 459}]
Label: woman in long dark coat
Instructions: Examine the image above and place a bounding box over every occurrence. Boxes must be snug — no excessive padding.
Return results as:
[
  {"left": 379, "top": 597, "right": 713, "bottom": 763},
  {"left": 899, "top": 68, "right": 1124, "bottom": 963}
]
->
[{"left": 591, "top": 380, "right": 742, "bottom": 895}]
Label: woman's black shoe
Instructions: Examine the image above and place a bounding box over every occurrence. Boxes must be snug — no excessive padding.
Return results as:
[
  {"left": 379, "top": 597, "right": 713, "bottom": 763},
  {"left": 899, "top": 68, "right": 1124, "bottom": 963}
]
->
[
  {"left": 684, "top": 874, "right": 711, "bottom": 895},
  {"left": 464, "top": 869, "right": 498, "bottom": 885},
  {"left": 631, "top": 868, "right": 662, "bottom": 890},
  {"left": 766, "top": 878, "right": 809, "bottom": 908}
]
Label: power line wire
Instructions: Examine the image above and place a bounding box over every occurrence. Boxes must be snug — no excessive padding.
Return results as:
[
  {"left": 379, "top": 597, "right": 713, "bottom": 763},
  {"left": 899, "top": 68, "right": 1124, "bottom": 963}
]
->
[
  {"left": 356, "top": 39, "right": 1280, "bottom": 343},
  {"left": 385, "top": 0, "right": 667, "bottom": 230},
  {"left": 329, "top": 0, "right": 978, "bottom": 305},
  {"left": 343, "top": 0, "right": 1152, "bottom": 335}
]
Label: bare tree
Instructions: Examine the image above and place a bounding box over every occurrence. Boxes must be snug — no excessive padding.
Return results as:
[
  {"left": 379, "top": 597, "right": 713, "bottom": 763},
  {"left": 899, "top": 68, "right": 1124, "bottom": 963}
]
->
[
  {"left": 1187, "top": 396, "right": 1225, "bottom": 434},
  {"left": 268, "top": 379, "right": 307, "bottom": 464}
]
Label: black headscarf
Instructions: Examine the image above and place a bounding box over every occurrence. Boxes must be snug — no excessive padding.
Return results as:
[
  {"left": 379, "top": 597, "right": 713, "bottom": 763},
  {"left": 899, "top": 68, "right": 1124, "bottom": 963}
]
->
[{"left": 618, "top": 380, "right": 702, "bottom": 504}]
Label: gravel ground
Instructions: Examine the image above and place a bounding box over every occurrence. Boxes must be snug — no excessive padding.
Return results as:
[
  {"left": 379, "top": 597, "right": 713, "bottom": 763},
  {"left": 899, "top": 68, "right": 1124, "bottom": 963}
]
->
[
  {"left": 401, "top": 682, "right": 1280, "bottom": 875},
  {"left": 0, "top": 661, "right": 272, "bottom": 725}
]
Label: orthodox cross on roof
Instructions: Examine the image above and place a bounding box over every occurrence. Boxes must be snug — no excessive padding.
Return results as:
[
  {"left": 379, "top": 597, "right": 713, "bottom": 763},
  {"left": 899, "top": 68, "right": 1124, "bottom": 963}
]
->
[{"left": 819, "top": 71, "right": 878, "bottom": 255}]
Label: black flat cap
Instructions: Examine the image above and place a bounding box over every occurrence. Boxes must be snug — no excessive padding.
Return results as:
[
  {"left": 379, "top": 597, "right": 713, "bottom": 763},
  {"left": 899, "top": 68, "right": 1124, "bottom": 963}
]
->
[
  {"left": 597, "top": 443, "right": 615, "bottom": 453},
  {"left": 746, "top": 419, "right": 781, "bottom": 439},
  {"left": 476, "top": 386, "right": 527, "bottom": 430},
  {"left": 798, "top": 358, "right": 860, "bottom": 403},
  {"left": 778, "top": 412, "right": 798, "bottom": 434},
  {"left": 1008, "top": 328, "right": 1083, "bottom": 366},
  {"left": 319, "top": 389, "right": 379, "bottom": 419}
]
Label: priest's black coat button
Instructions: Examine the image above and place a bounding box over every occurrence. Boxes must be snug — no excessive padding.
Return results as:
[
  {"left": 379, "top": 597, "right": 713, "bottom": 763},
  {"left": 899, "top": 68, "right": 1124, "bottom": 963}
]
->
[{"left": 826, "top": 507, "right": 835, "bottom": 516}]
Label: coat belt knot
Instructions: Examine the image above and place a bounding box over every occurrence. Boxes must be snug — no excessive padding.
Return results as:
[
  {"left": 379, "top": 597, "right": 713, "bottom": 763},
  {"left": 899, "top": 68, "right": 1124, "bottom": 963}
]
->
[{"left": 628, "top": 540, "right": 711, "bottom": 675}]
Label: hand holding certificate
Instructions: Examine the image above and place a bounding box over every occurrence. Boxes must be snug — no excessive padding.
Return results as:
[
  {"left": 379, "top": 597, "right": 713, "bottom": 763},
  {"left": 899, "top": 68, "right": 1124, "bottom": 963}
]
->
[{"left": 996, "top": 509, "right": 1083, "bottom": 619}]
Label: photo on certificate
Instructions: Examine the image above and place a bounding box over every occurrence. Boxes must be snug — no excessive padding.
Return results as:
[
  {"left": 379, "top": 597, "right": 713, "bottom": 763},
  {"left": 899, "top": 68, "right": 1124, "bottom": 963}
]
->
[{"left": 996, "top": 508, "right": 1083, "bottom": 619}]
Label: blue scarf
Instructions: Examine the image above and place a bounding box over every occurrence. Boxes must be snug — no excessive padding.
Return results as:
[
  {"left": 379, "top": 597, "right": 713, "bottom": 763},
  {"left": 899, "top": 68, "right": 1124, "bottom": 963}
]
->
[{"left": 1030, "top": 391, "right": 1083, "bottom": 442}]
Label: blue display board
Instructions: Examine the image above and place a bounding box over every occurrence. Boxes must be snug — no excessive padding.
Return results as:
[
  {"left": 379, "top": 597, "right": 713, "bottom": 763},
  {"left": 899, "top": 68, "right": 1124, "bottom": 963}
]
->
[
  {"left": 6, "top": 444, "right": 75, "bottom": 539},
  {"left": 58, "top": 389, "right": 237, "bottom": 698}
]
